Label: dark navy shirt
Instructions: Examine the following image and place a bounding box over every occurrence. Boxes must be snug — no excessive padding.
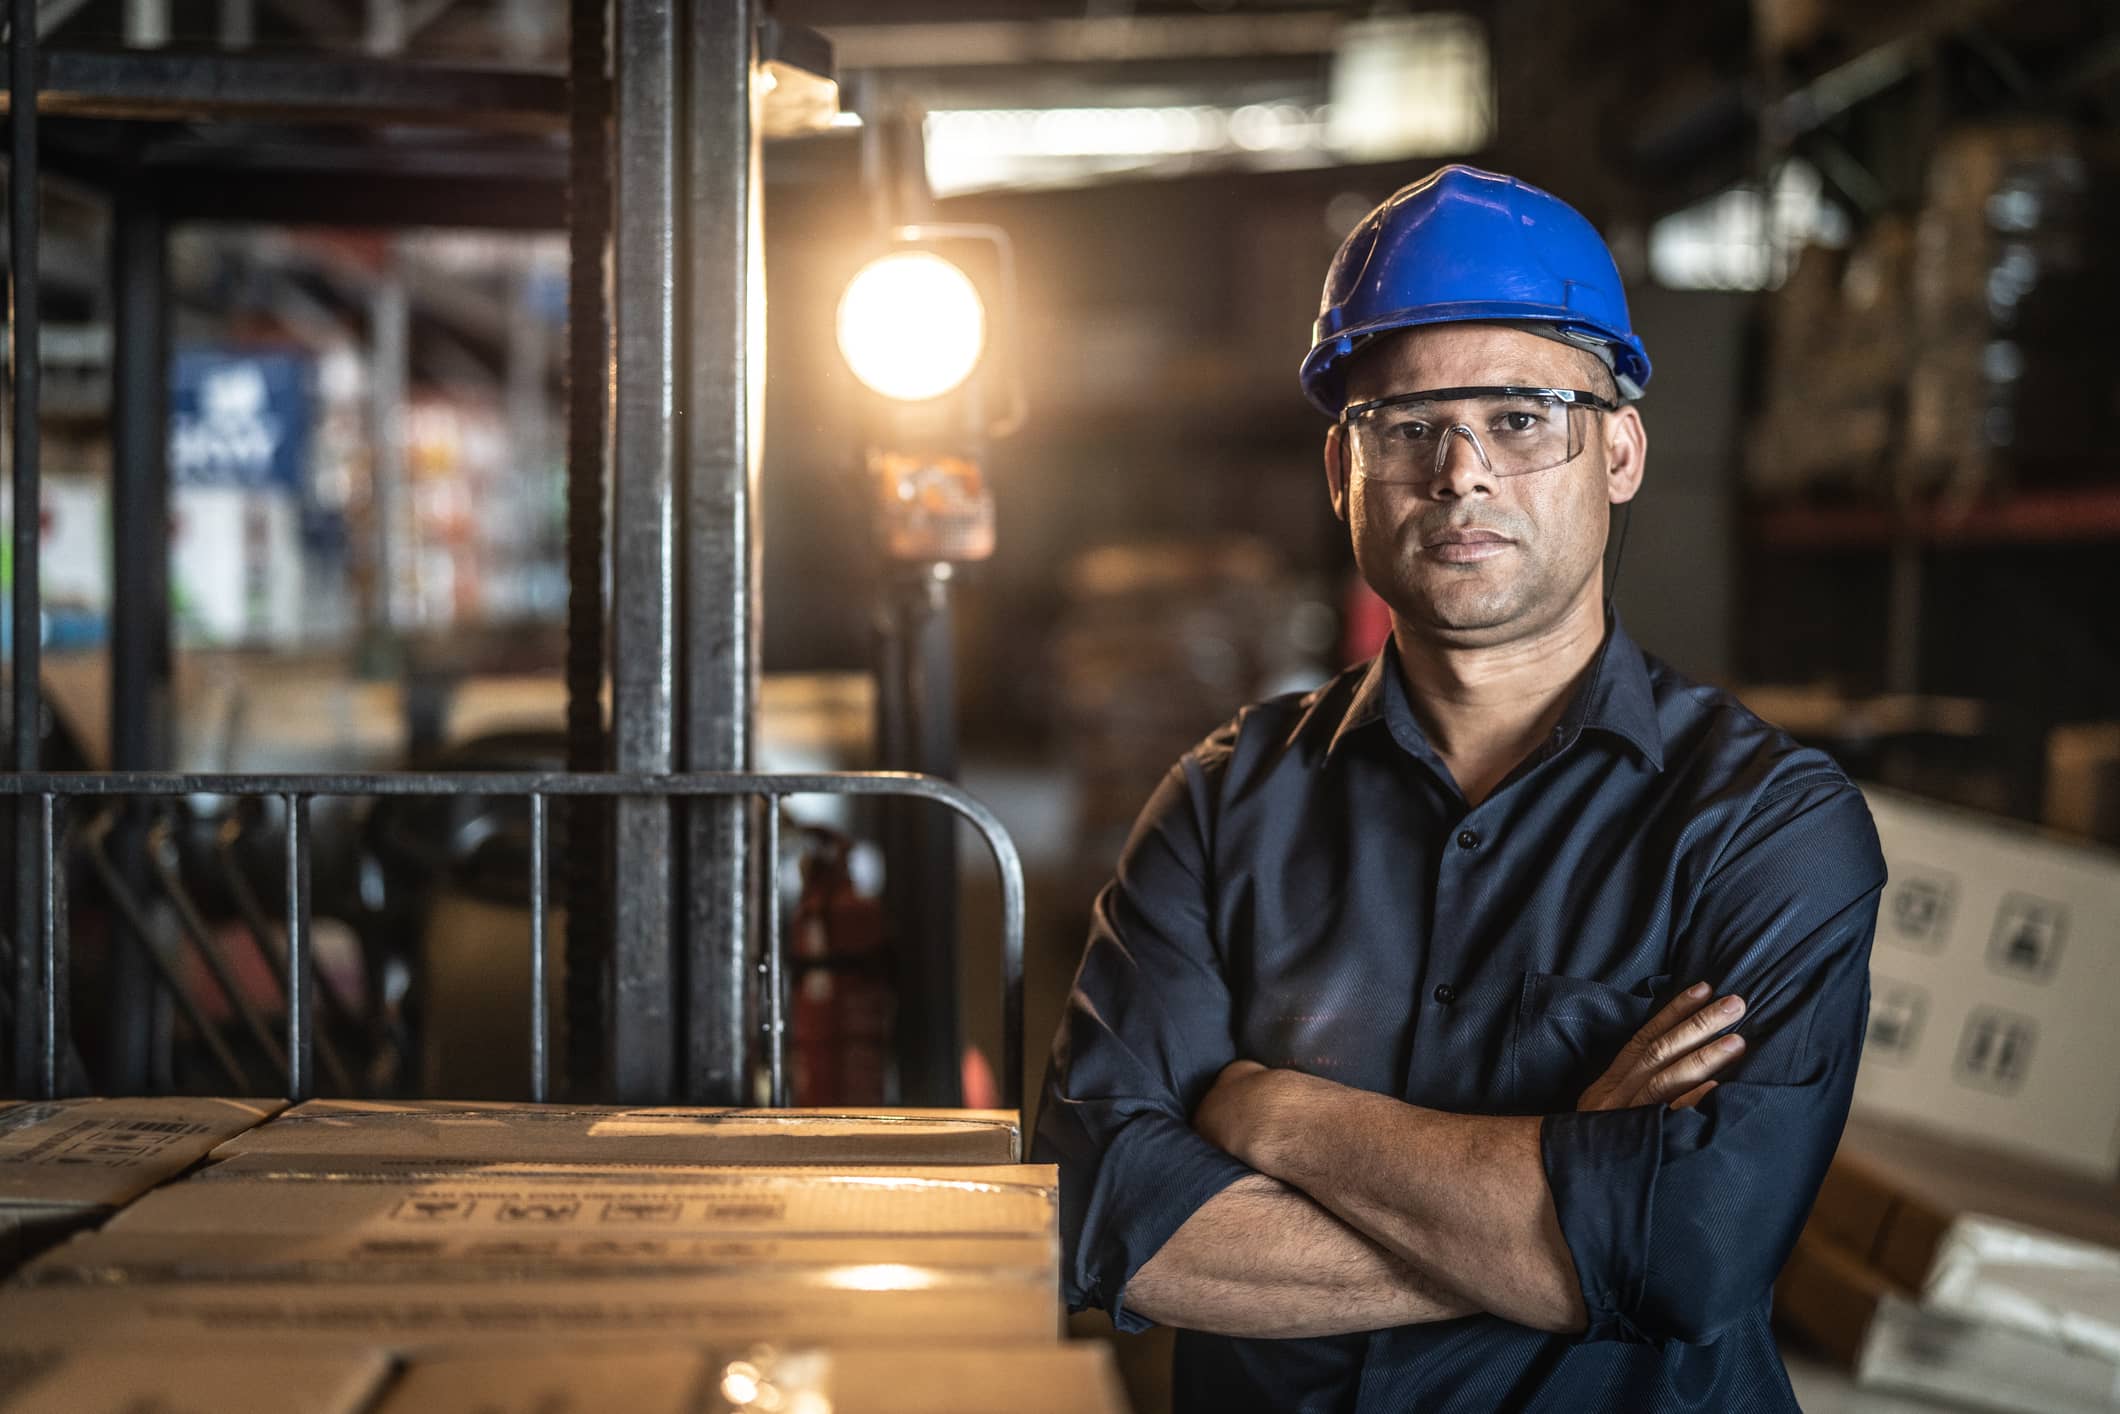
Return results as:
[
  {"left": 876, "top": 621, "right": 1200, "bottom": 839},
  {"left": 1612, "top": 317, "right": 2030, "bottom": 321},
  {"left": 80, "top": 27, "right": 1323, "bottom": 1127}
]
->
[{"left": 1032, "top": 614, "right": 1886, "bottom": 1413}]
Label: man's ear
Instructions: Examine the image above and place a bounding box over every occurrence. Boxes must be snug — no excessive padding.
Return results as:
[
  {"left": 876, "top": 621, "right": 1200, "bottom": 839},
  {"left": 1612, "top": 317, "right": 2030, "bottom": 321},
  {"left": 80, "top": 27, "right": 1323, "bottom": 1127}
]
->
[
  {"left": 1324, "top": 423, "right": 1350, "bottom": 522},
  {"left": 1604, "top": 404, "right": 1647, "bottom": 505}
]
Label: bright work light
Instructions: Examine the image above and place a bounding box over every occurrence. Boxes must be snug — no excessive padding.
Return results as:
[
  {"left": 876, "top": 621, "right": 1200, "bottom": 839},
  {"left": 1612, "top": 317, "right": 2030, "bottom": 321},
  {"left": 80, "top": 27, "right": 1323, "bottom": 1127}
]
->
[{"left": 835, "top": 251, "right": 987, "bottom": 402}]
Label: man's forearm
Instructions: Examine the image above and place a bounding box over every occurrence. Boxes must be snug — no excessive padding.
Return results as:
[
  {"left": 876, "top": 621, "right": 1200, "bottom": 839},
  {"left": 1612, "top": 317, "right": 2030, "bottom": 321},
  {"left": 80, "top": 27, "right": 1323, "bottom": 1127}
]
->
[
  {"left": 1239, "top": 1078, "right": 1588, "bottom": 1333},
  {"left": 1125, "top": 1173, "right": 1479, "bottom": 1338}
]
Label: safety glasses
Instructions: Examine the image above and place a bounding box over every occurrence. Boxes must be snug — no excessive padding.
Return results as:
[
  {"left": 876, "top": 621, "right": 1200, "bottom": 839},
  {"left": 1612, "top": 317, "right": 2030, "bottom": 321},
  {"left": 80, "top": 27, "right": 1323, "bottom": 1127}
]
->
[{"left": 1339, "top": 386, "right": 1617, "bottom": 485}]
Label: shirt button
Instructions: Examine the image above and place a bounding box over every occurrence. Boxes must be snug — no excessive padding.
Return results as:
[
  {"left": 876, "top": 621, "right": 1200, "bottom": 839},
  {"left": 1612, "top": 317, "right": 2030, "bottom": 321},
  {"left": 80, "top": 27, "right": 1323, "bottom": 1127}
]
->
[
  {"left": 1433, "top": 983, "right": 1457, "bottom": 1005},
  {"left": 1456, "top": 829, "right": 1480, "bottom": 851}
]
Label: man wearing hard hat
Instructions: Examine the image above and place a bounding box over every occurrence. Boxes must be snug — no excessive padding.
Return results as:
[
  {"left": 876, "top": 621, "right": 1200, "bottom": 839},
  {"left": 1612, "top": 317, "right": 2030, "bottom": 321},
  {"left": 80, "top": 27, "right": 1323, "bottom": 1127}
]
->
[{"left": 1034, "top": 166, "right": 1884, "bottom": 1411}]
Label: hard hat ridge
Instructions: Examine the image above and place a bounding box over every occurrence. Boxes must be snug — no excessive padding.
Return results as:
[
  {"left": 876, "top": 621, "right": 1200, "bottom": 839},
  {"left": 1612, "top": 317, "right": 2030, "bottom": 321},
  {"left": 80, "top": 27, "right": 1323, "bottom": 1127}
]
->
[{"left": 1300, "top": 164, "right": 1651, "bottom": 415}]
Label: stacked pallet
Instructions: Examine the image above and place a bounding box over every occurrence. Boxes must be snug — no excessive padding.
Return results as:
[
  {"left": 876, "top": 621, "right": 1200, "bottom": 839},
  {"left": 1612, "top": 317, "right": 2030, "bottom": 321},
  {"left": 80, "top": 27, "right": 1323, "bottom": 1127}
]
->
[{"left": 0, "top": 1099, "right": 1129, "bottom": 1413}]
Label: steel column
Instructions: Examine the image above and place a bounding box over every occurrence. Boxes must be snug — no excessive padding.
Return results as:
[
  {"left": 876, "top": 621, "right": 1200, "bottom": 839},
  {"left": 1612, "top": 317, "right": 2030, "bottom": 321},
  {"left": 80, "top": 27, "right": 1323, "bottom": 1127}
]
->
[
  {"left": 607, "top": 0, "right": 683, "bottom": 1101},
  {"left": 103, "top": 147, "right": 170, "bottom": 1095},
  {"left": 561, "top": 0, "right": 611, "bottom": 1100},
  {"left": 678, "top": 0, "right": 761, "bottom": 1104},
  {"left": 9, "top": 0, "right": 45, "bottom": 1096}
]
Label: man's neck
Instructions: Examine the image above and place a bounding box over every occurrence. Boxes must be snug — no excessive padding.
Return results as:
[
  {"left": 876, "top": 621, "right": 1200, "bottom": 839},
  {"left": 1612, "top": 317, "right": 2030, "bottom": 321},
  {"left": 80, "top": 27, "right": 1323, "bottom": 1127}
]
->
[{"left": 1390, "top": 591, "right": 1609, "bottom": 806}]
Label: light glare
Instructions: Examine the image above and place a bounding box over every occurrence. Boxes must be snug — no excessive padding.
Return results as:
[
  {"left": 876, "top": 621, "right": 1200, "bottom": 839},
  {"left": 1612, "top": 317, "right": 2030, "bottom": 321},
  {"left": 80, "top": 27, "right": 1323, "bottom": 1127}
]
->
[{"left": 836, "top": 252, "right": 987, "bottom": 402}]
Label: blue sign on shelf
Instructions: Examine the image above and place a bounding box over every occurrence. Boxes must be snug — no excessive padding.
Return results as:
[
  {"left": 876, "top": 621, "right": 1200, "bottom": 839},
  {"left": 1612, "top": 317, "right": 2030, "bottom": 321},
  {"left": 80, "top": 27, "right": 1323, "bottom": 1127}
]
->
[{"left": 169, "top": 347, "right": 312, "bottom": 493}]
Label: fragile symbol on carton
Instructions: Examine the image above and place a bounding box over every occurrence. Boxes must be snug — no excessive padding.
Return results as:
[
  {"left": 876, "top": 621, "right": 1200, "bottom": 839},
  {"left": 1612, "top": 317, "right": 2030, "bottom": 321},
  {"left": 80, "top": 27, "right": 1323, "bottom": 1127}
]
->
[
  {"left": 1954, "top": 1007, "right": 2037, "bottom": 1093},
  {"left": 1864, "top": 982, "right": 1927, "bottom": 1062},
  {"left": 1886, "top": 871, "right": 1956, "bottom": 951},
  {"left": 391, "top": 1197, "right": 477, "bottom": 1222},
  {"left": 1986, "top": 894, "right": 2066, "bottom": 982},
  {"left": 497, "top": 1199, "right": 581, "bottom": 1224},
  {"left": 601, "top": 1199, "right": 683, "bottom": 1223}
]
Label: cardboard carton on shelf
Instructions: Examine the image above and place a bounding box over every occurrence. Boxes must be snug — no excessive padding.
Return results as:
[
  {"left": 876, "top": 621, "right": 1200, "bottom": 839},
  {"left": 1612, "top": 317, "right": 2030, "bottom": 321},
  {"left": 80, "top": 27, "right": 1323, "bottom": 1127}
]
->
[
  {"left": 0, "top": 1267, "right": 1063, "bottom": 1350},
  {"left": 1808, "top": 1116, "right": 2120, "bottom": 1360},
  {"left": 210, "top": 1100, "right": 1021, "bottom": 1167},
  {"left": 24, "top": 1226, "right": 1056, "bottom": 1287},
  {"left": 0, "top": 1097, "right": 284, "bottom": 1274},
  {"left": 375, "top": 1343, "right": 1133, "bottom": 1414},
  {"left": 0, "top": 1344, "right": 390, "bottom": 1414},
  {"left": 1857, "top": 786, "right": 2120, "bottom": 1179},
  {"left": 107, "top": 1162, "right": 1059, "bottom": 1244},
  {"left": 374, "top": 1348, "right": 710, "bottom": 1414},
  {"left": 1775, "top": 1227, "right": 2119, "bottom": 1414}
]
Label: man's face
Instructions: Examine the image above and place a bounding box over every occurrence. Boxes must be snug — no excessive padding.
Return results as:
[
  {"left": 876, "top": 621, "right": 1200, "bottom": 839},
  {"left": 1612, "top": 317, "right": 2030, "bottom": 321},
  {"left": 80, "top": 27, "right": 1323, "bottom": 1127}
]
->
[{"left": 1327, "top": 323, "right": 1646, "bottom": 646}]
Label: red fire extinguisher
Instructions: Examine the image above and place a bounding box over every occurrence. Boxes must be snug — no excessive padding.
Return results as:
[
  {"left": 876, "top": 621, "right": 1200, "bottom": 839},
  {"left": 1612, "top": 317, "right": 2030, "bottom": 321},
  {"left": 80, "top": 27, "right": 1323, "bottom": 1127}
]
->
[{"left": 788, "top": 829, "right": 894, "bottom": 1106}]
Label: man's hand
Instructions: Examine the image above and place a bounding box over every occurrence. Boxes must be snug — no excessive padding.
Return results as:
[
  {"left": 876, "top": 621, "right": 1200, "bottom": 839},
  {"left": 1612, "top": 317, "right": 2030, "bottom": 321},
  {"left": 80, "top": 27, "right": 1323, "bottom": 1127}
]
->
[
  {"left": 1193, "top": 1058, "right": 1284, "bottom": 1165},
  {"left": 1578, "top": 981, "right": 1748, "bottom": 1113}
]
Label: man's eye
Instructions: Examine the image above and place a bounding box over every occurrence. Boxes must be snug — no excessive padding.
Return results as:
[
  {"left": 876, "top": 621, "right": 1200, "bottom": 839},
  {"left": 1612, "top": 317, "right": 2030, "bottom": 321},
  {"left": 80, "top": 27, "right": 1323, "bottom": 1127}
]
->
[{"left": 1383, "top": 420, "right": 1433, "bottom": 442}]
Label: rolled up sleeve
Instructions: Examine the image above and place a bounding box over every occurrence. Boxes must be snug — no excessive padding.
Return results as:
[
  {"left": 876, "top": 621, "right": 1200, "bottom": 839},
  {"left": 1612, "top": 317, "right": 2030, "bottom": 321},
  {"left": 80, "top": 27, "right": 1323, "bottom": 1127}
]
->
[
  {"left": 1540, "top": 774, "right": 1885, "bottom": 1347},
  {"left": 1031, "top": 754, "right": 1253, "bottom": 1332}
]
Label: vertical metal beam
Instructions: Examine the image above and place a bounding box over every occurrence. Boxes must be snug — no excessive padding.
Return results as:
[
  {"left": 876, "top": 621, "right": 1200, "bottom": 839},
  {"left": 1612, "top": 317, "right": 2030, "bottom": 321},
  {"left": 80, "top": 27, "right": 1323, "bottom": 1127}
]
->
[
  {"left": 528, "top": 790, "right": 548, "bottom": 1102},
  {"left": 607, "top": 0, "right": 681, "bottom": 1101},
  {"left": 37, "top": 794, "right": 60, "bottom": 1096},
  {"left": 561, "top": 0, "right": 611, "bottom": 1101},
  {"left": 104, "top": 152, "right": 169, "bottom": 1095},
  {"left": 10, "top": 0, "right": 45, "bottom": 1096},
  {"left": 892, "top": 569, "right": 962, "bottom": 1105},
  {"left": 368, "top": 251, "right": 408, "bottom": 646},
  {"left": 283, "top": 793, "right": 312, "bottom": 1100},
  {"left": 109, "top": 166, "right": 170, "bottom": 793},
  {"left": 678, "top": 0, "right": 760, "bottom": 1104}
]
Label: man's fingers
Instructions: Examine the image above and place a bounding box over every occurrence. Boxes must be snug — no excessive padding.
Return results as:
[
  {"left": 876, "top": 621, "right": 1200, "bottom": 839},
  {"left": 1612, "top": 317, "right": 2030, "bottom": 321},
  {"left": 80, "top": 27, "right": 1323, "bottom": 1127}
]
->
[
  {"left": 1641, "top": 1033, "right": 1746, "bottom": 1104},
  {"left": 1642, "top": 992, "right": 1746, "bottom": 1070},
  {"left": 1667, "top": 1080, "right": 1717, "bottom": 1111},
  {"left": 1630, "top": 981, "right": 1718, "bottom": 1049}
]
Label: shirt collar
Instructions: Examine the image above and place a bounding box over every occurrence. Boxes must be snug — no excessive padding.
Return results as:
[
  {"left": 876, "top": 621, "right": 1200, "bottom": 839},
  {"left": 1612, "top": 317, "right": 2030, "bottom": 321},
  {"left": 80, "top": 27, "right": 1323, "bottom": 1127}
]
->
[{"left": 1324, "top": 611, "right": 1666, "bottom": 773}]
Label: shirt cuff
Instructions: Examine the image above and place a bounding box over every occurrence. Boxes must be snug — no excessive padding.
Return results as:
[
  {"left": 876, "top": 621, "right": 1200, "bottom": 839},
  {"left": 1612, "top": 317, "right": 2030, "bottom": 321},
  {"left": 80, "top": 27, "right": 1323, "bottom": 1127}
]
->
[
  {"left": 1086, "top": 1109, "right": 1254, "bottom": 1333},
  {"left": 1539, "top": 1105, "right": 1665, "bottom": 1344}
]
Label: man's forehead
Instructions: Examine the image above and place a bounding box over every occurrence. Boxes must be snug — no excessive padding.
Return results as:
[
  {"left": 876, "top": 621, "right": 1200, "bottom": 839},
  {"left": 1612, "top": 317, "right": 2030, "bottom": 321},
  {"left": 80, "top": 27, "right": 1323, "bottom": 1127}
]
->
[{"left": 1346, "top": 324, "right": 1594, "bottom": 398}]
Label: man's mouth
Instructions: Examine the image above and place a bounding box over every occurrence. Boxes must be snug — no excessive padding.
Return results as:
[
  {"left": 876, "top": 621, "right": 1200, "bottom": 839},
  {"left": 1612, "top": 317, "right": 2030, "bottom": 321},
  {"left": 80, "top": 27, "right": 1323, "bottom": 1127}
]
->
[{"left": 1422, "top": 528, "right": 1515, "bottom": 563}]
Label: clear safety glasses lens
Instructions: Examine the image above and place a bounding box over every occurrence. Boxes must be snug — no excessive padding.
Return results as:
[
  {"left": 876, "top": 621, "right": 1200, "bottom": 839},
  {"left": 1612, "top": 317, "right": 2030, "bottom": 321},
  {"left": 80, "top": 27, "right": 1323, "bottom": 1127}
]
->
[{"left": 1348, "top": 394, "right": 1592, "bottom": 485}]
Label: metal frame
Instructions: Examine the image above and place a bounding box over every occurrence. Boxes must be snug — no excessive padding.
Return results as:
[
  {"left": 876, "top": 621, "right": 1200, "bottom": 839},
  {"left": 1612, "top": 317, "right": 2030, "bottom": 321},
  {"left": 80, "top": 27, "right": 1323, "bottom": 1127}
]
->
[
  {"left": 0, "top": 6, "right": 993, "bottom": 1113},
  {"left": 0, "top": 771, "right": 1027, "bottom": 1111}
]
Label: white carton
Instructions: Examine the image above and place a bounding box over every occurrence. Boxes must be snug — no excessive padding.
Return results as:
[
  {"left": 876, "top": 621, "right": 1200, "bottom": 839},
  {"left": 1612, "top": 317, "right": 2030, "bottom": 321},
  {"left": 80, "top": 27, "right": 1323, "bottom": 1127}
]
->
[{"left": 1858, "top": 787, "right": 2120, "bottom": 1177}]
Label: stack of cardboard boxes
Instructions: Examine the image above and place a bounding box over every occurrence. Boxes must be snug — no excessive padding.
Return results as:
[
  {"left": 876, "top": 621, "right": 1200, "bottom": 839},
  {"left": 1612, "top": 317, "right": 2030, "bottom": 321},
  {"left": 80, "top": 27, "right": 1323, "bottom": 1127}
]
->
[
  {"left": 0, "top": 1100, "right": 1129, "bottom": 1413},
  {"left": 1776, "top": 788, "right": 2120, "bottom": 1411}
]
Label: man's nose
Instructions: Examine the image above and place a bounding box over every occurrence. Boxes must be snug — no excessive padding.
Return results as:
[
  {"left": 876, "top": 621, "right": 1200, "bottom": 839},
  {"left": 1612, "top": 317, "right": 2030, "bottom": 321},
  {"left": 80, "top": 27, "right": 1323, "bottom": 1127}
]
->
[{"left": 1430, "top": 425, "right": 1494, "bottom": 499}]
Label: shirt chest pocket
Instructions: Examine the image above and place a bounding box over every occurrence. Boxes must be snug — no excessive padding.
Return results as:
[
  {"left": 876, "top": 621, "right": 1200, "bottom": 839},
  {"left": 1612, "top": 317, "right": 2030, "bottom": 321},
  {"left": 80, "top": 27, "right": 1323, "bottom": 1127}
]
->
[{"left": 1509, "top": 971, "right": 1668, "bottom": 1111}]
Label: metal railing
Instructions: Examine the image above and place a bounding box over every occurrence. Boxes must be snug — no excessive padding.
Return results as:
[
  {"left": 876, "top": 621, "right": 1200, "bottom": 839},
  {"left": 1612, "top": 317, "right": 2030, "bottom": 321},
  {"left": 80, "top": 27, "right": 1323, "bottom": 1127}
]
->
[{"left": 0, "top": 770, "right": 1026, "bottom": 1110}]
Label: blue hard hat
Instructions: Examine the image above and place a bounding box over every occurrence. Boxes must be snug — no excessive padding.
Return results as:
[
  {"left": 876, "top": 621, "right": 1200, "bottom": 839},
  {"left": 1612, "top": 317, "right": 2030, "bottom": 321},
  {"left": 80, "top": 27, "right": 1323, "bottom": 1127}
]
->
[{"left": 1300, "top": 164, "right": 1651, "bottom": 415}]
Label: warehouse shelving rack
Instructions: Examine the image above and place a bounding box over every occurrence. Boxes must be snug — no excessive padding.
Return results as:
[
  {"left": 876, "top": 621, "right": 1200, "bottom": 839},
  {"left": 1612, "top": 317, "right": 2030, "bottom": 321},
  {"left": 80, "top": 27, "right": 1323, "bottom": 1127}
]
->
[{"left": 0, "top": 2, "right": 1025, "bottom": 1109}]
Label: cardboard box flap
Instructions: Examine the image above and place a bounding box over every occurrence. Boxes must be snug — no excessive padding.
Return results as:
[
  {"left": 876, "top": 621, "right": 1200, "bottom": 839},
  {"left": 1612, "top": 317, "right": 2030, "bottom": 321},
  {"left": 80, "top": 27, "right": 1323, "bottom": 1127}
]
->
[
  {"left": 0, "top": 1099, "right": 285, "bottom": 1209},
  {"left": 0, "top": 1272, "right": 1062, "bottom": 1350},
  {"left": 107, "top": 1164, "right": 1060, "bottom": 1241},
  {"left": 0, "top": 1345, "right": 390, "bottom": 1414},
  {"left": 213, "top": 1102, "right": 1022, "bottom": 1165},
  {"left": 377, "top": 1348, "right": 710, "bottom": 1414},
  {"left": 23, "top": 1226, "right": 1056, "bottom": 1287},
  {"left": 673, "top": 1345, "right": 1131, "bottom": 1414}
]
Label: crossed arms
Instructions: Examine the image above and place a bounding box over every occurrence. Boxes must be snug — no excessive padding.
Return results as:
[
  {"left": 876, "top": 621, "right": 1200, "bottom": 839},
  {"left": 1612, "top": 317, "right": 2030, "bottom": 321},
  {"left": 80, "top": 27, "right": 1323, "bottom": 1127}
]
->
[
  {"left": 1127, "top": 984, "right": 1748, "bottom": 1337},
  {"left": 1032, "top": 762, "right": 1886, "bottom": 1347}
]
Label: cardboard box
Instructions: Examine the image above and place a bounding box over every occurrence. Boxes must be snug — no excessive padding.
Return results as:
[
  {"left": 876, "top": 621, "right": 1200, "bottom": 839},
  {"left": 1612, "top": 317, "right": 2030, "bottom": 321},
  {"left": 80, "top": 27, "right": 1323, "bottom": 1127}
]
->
[
  {"left": 2046, "top": 723, "right": 2120, "bottom": 847},
  {"left": 0, "top": 1269, "right": 1061, "bottom": 1350},
  {"left": 373, "top": 1343, "right": 1132, "bottom": 1414},
  {"left": 111, "top": 1163, "right": 1059, "bottom": 1243},
  {"left": 23, "top": 1227, "right": 1055, "bottom": 1286},
  {"left": 1808, "top": 1116, "right": 2120, "bottom": 1360},
  {"left": 0, "top": 1345, "right": 390, "bottom": 1414},
  {"left": 211, "top": 1100, "right": 1021, "bottom": 1166},
  {"left": 1776, "top": 1229, "right": 2119, "bottom": 1414},
  {"left": 376, "top": 1348, "right": 710, "bottom": 1414},
  {"left": 0, "top": 1097, "right": 284, "bottom": 1273},
  {"left": 1857, "top": 786, "right": 2120, "bottom": 1177}
]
